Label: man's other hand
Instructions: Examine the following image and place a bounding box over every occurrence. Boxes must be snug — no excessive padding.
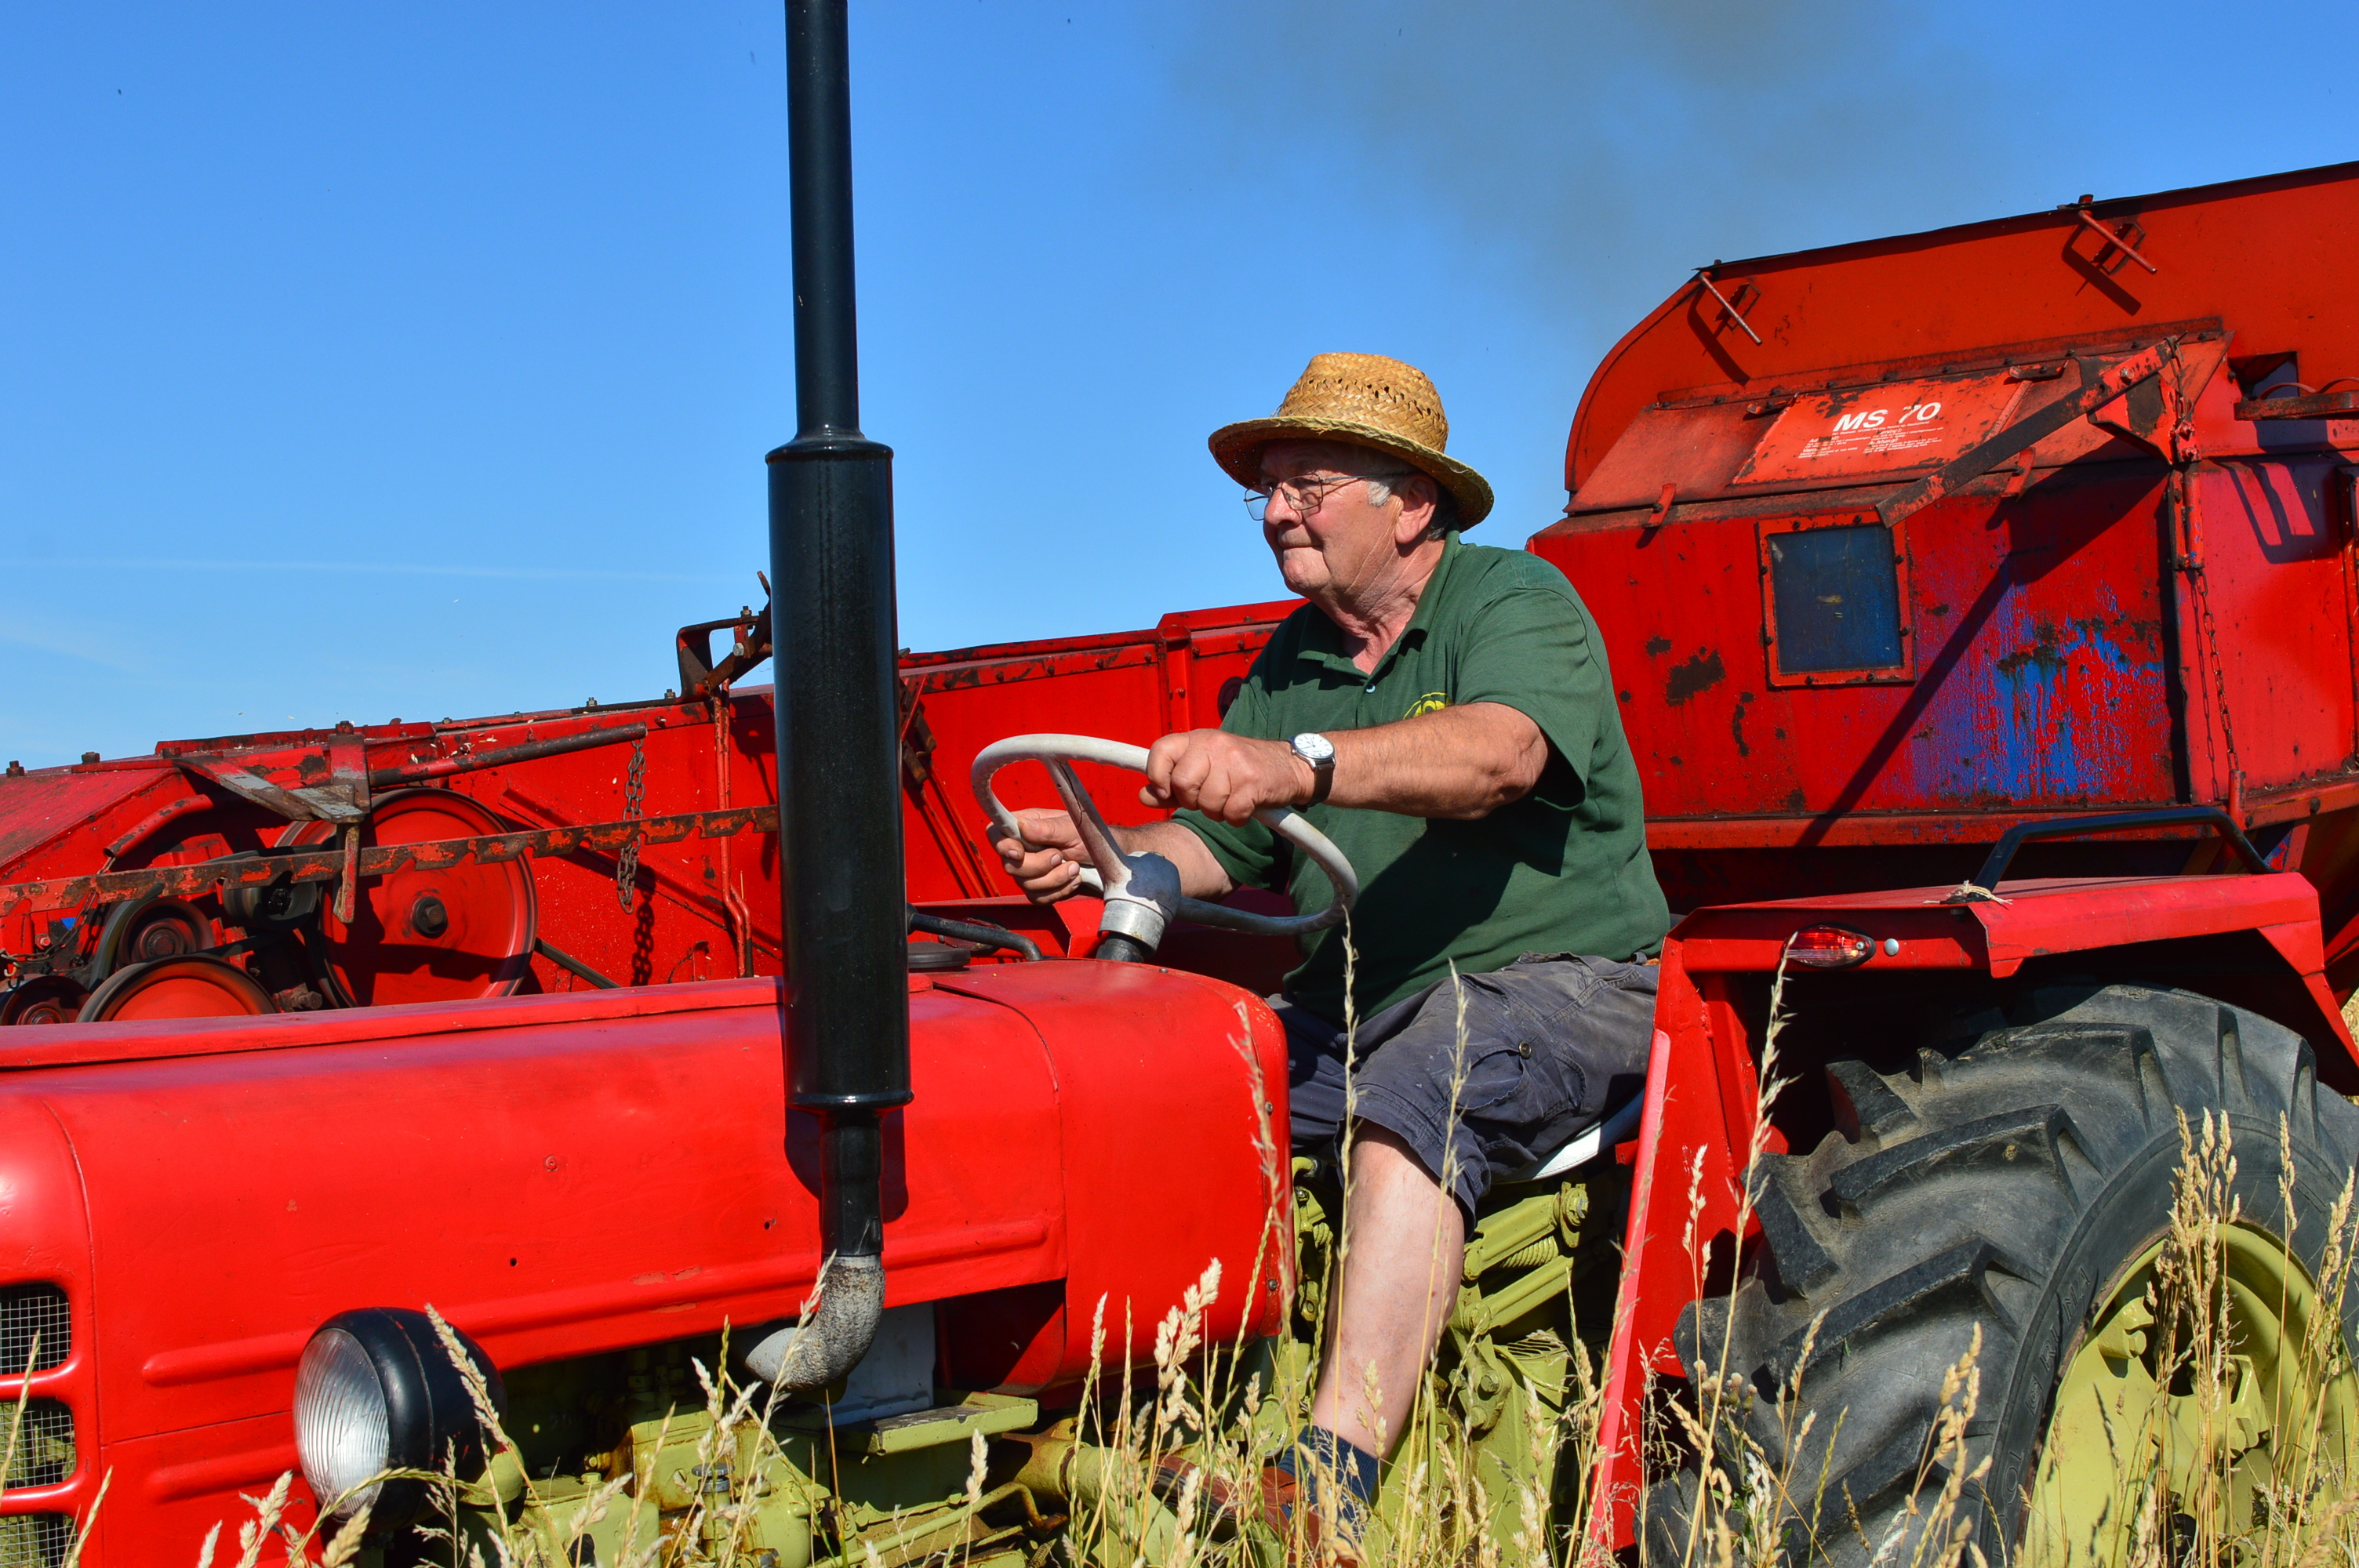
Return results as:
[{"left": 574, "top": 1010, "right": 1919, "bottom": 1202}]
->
[
  {"left": 1141, "top": 729, "right": 1311, "bottom": 824},
  {"left": 991, "top": 808, "right": 1092, "bottom": 903}
]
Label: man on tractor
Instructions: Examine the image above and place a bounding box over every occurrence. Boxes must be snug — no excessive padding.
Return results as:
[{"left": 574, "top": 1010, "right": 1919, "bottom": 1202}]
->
[{"left": 994, "top": 352, "right": 1669, "bottom": 1555}]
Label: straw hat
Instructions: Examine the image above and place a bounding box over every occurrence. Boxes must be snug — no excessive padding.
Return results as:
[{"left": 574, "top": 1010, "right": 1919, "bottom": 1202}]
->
[{"left": 1209, "top": 352, "right": 1494, "bottom": 528}]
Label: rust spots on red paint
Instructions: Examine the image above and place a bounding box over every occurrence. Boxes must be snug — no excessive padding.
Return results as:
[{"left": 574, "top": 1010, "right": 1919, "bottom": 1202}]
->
[
  {"left": 1994, "top": 622, "right": 2069, "bottom": 681},
  {"left": 1665, "top": 648, "right": 1727, "bottom": 706}
]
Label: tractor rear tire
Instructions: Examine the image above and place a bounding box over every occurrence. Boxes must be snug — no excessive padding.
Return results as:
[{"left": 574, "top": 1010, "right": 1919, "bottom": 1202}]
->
[{"left": 1649, "top": 983, "right": 2359, "bottom": 1568}]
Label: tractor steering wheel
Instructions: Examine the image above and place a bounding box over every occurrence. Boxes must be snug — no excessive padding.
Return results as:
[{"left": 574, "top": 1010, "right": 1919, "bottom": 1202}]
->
[{"left": 970, "top": 734, "right": 1358, "bottom": 938}]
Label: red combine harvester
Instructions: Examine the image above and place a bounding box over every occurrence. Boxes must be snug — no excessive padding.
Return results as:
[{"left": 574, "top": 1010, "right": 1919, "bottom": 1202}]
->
[{"left": 5, "top": 9, "right": 2359, "bottom": 1558}]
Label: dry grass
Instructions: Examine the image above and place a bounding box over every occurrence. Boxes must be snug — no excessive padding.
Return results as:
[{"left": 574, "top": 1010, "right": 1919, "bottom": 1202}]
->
[{"left": 126, "top": 975, "right": 2359, "bottom": 1564}]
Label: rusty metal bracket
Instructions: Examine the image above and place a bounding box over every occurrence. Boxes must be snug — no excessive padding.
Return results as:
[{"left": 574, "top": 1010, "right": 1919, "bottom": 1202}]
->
[
  {"left": 187, "top": 756, "right": 367, "bottom": 822},
  {"left": 2234, "top": 388, "right": 2359, "bottom": 421},
  {"left": 2091, "top": 354, "right": 2197, "bottom": 463},
  {"left": 0, "top": 804, "right": 780, "bottom": 920},
  {"left": 2074, "top": 205, "right": 2159, "bottom": 274},
  {"left": 336, "top": 825, "right": 359, "bottom": 924},
  {"left": 326, "top": 733, "right": 371, "bottom": 821},
  {"left": 1692, "top": 266, "right": 1763, "bottom": 346},
  {"left": 170, "top": 721, "right": 647, "bottom": 824},
  {"left": 675, "top": 601, "right": 773, "bottom": 700},
  {"left": 1877, "top": 341, "right": 2174, "bottom": 528},
  {"left": 369, "top": 722, "right": 646, "bottom": 789}
]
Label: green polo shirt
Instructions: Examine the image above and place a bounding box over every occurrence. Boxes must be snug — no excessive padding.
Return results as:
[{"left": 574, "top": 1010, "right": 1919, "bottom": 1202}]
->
[{"left": 1179, "top": 533, "right": 1667, "bottom": 1025}]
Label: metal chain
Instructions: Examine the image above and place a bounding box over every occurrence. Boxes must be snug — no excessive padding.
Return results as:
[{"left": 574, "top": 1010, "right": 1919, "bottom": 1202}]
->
[
  {"left": 2192, "top": 557, "right": 2242, "bottom": 801},
  {"left": 2149, "top": 339, "right": 2246, "bottom": 822},
  {"left": 2166, "top": 339, "right": 2201, "bottom": 465},
  {"left": 712, "top": 692, "right": 752, "bottom": 977},
  {"left": 615, "top": 736, "right": 646, "bottom": 909}
]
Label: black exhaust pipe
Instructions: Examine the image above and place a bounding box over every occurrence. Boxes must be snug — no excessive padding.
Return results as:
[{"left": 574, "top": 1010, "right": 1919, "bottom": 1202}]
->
[{"left": 747, "top": 0, "right": 911, "bottom": 1391}]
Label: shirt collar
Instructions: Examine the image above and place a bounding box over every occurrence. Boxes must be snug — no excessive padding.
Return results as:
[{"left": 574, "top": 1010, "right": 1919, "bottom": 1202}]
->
[{"left": 1294, "top": 532, "right": 1463, "bottom": 684}]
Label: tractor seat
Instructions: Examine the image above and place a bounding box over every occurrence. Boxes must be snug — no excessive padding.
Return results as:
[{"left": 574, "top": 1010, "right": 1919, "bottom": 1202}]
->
[{"left": 1498, "top": 1093, "right": 1646, "bottom": 1185}]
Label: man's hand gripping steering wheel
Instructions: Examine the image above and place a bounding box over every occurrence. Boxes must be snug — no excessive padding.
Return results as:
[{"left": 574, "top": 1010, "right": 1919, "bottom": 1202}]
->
[{"left": 970, "top": 735, "right": 1359, "bottom": 961}]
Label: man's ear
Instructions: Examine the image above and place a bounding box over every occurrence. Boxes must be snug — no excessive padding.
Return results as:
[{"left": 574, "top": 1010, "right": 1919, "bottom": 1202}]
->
[{"left": 1392, "top": 473, "right": 1440, "bottom": 546}]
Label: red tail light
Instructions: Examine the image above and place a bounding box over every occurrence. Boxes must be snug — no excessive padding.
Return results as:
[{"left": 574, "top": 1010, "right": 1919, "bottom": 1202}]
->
[{"left": 1787, "top": 926, "right": 1874, "bottom": 968}]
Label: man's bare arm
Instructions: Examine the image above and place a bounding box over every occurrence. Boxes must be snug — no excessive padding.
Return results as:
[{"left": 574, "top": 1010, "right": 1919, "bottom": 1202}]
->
[
  {"left": 993, "top": 809, "right": 1236, "bottom": 904},
  {"left": 1118, "top": 819, "right": 1235, "bottom": 899},
  {"left": 997, "top": 702, "right": 1547, "bottom": 907},
  {"left": 1141, "top": 700, "right": 1549, "bottom": 824},
  {"left": 1322, "top": 702, "right": 1550, "bottom": 819}
]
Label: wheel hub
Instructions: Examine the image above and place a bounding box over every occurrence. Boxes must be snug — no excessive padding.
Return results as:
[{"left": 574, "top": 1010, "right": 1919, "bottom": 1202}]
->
[{"left": 2022, "top": 1223, "right": 2357, "bottom": 1567}]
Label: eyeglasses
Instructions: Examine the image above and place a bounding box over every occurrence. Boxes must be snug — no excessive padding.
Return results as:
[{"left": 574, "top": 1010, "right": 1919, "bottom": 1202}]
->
[{"left": 1242, "top": 470, "right": 1413, "bottom": 523}]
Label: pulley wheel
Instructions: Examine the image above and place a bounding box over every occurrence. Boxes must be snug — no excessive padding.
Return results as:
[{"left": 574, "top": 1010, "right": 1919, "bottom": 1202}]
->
[
  {"left": 96, "top": 896, "right": 214, "bottom": 974},
  {"left": 0, "top": 978, "right": 89, "bottom": 1027},
  {"left": 78, "top": 954, "right": 276, "bottom": 1022},
  {"left": 277, "top": 789, "right": 536, "bottom": 1007}
]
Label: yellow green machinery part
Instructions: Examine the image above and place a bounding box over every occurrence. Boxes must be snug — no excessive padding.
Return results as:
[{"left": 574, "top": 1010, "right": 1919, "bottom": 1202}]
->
[
  {"left": 426, "top": 1164, "right": 1627, "bottom": 1567},
  {"left": 2020, "top": 1222, "right": 2359, "bottom": 1568},
  {"left": 1281, "top": 1160, "right": 1627, "bottom": 1566}
]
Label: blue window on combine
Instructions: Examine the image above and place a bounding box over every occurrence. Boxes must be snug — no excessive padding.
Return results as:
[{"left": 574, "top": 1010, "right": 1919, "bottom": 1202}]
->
[{"left": 1768, "top": 524, "right": 1903, "bottom": 673}]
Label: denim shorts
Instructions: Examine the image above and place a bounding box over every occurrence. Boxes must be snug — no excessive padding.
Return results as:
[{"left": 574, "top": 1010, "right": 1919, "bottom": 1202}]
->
[{"left": 1272, "top": 954, "right": 1658, "bottom": 1220}]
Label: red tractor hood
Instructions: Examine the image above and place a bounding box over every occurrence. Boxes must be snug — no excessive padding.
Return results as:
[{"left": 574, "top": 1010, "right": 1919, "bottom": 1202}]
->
[{"left": 0, "top": 961, "right": 1289, "bottom": 1558}]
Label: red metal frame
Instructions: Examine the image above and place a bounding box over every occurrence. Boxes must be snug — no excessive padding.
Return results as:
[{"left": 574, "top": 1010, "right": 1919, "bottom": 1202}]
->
[{"left": 1583, "top": 868, "right": 2359, "bottom": 1551}]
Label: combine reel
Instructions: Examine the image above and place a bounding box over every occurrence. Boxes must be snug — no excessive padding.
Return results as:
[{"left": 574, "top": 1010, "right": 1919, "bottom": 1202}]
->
[{"left": 0, "top": 789, "right": 538, "bottom": 1025}]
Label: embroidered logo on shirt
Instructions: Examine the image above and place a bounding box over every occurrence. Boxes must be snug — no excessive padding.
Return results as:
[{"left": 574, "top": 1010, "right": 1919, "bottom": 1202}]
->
[{"left": 1404, "top": 691, "right": 1450, "bottom": 718}]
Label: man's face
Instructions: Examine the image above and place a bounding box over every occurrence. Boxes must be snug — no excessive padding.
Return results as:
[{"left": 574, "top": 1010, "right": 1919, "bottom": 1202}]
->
[{"left": 1256, "top": 440, "right": 1432, "bottom": 602}]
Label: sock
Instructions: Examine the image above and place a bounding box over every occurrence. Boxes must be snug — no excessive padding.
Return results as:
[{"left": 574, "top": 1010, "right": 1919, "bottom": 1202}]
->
[{"left": 1274, "top": 1425, "right": 1380, "bottom": 1527}]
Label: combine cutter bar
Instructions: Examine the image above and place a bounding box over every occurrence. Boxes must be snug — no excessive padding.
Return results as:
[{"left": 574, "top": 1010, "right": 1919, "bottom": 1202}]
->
[{"left": 0, "top": 805, "right": 779, "bottom": 919}]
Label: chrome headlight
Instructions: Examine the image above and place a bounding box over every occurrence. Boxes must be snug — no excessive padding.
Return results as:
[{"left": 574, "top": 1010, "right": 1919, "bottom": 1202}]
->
[
  {"left": 293, "top": 1325, "right": 390, "bottom": 1513},
  {"left": 293, "top": 1308, "right": 504, "bottom": 1531}
]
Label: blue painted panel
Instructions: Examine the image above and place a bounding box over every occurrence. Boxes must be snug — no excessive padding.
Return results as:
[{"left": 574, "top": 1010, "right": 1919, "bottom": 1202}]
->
[{"left": 1769, "top": 525, "right": 1902, "bottom": 673}]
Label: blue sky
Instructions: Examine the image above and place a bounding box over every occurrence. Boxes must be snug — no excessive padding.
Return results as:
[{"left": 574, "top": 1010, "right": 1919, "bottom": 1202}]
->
[{"left": 3, "top": 2, "right": 2351, "bottom": 767}]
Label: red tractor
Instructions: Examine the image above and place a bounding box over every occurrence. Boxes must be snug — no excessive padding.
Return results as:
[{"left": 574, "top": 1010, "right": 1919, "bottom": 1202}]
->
[{"left": 4, "top": 8, "right": 2358, "bottom": 1561}]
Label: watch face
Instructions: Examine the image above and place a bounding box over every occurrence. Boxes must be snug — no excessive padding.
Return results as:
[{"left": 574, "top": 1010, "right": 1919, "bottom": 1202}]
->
[{"left": 1294, "top": 732, "right": 1336, "bottom": 764}]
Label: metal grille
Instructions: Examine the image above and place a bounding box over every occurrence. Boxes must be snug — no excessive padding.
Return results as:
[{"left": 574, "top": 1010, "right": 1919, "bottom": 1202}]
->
[
  {"left": 0, "top": 1513, "right": 69, "bottom": 1568},
  {"left": 0, "top": 1290, "right": 67, "bottom": 1377},
  {"left": 1, "top": 1403, "right": 72, "bottom": 1490}
]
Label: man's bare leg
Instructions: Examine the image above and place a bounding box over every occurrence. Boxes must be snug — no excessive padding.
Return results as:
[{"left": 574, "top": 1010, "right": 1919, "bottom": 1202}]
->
[{"left": 1311, "top": 1125, "right": 1467, "bottom": 1460}]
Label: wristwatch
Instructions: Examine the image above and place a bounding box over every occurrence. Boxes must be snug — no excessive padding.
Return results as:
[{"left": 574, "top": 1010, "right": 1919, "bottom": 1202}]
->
[{"left": 1289, "top": 732, "right": 1336, "bottom": 806}]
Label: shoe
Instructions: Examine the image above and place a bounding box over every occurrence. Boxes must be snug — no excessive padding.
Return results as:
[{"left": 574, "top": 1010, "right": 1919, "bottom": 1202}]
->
[
  {"left": 1150, "top": 1453, "right": 1257, "bottom": 1531},
  {"left": 1283, "top": 1483, "right": 1361, "bottom": 1568},
  {"left": 1150, "top": 1457, "right": 1359, "bottom": 1566}
]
